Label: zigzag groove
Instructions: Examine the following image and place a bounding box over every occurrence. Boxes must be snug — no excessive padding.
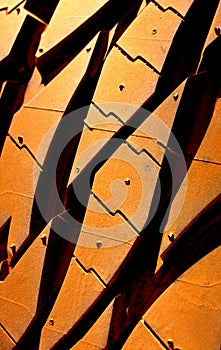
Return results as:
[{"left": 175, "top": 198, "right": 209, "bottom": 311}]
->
[
  {"left": 92, "top": 191, "right": 140, "bottom": 234},
  {"left": 7, "top": 134, "right": 43, "bottom": 170},
  {"left": 151, "top": 0, "right": 185, "bottom": 20},
  {"left": 91, "top": 101, "right": 125, "bottom": 125},
  {"left": 89, "top": 102, "right": 153, "bottom": 139},
  {"left": 85, "top": 112, "right": 161, "bottom": 167},
  {"left": 0, "top": 0, "right": 26, "bottom": 15},
  {"left": 125, "top": 140, "right": 161, "bottom": 167},
  {"left": 115, "top": 43, "right": 161, "bottom": 75},
  {"left": 84, "top": 120, "right": 161, "bottom": 166},
  {"left": 73, "top": 256, "right": 107, "bottom": 288}
]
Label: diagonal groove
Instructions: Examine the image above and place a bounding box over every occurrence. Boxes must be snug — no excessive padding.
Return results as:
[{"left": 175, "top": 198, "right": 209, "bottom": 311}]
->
[
  {"left": 107, "top": 1, "right": 150, "bottom": 53},
  {"left": 50, "top": 194, "right": 221, "bottom": 350},
  {"left": 4, "top": 0, "right": 219, "bottom": 349},
  {"left": 24, "top": 0, "right": 60, "bottom": 24},
  {"left": 50, "top": 33, "right": 221, "bottom": 349},
  {"left": 11, "top": 2, "right": 145, "bottom": 269},
  {"left": 12, "top": 25, "right": 127, "bottom": 349},
  {"left": 0, "top": 15, "right": 46, "bottom": 155},
  {"left": 141, "top": 192, "right": 221, "bottom": 320},
  {"left": 141, "top": 319, "right": 170, "bottom": 350},
  {"left": 10, "top": 30, "right": 110, "bottom": 270},
  {"left": 0, "top": 322, "right": 17, "bottom": 344},
  {"left": 103, "top": 45, "right": 221, "bottom": 347},
  {"left": 0, "top": 217, "right": 11, "bottom": 264},
  {"left": 154, "top": 0, "right": 221, "bottom": 101},
  {"left": 0, "top": 217, "right": 11, "bottom": 281},
  {"left": 21, "top": 0, "right": 220, "bottom": 266},
  {"left": 37, "top": 0, "right": 144, "bottom": 85}
]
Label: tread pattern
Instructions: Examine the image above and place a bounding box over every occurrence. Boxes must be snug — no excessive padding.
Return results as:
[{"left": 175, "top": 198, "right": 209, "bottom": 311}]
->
[{"left": 0, "top": 1, "right": 221, "bottom": 349}]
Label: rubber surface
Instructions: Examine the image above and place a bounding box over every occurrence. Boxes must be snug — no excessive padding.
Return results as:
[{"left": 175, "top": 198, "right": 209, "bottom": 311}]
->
[{"left": 0, "top": 1, "right": 221, "bottom": 349}]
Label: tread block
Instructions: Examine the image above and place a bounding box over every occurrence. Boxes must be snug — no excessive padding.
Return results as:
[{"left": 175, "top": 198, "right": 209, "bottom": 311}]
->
[
  {"left": 0, "top": 0, "right": 221, "bottom": 348},
  {"left": 25, "top": 36, "right": 98, "bottom": 110},
  {"left": 0, "top": 225, "right": 50, "bottom": 341},
  {"left": 0, "top": 2, "right": 26, "bottom": 59},
  {"left": 71, "top": 300, "right": 114, "bottom": 350},
  {"left": 39, "top": 257, "right": 105, "bottom": 349},
  {"left": 143, "top": 247, "right": 221, "bottom": 350},
  {"left": 75, "top": 238, "right": 134, "bottom": 284},
  {"left": 122, "top": 321, "right": 165, "bottom": 350},
  {"left": 203, "top": 1, "right": 221, "bottom": 46},
  {"left": 0, "top": 193, "right": 33, "bottom": 252},
  {"left": 93, "top": 46, "right": 158, "bottom": 106},
  {"left": 0, "top": 326, "right": 15, "bottom": 350},
  {"left": 92, "top": 143, "right": 159, "bottom": 232},
  {"left": 0, "top": 108, "right": 62, "bottom": 249},
  {"left": 9, "top": 107, "right": 62, "bottom": 154},
  {"left": 117, "top": 2, "right": 181, "bottom": 73},
  {"left": 161, "top": 160, "right": 221, "bottom": 254},
  {"left": 195, "top": 97, "right": 221, "bottom": 164},
  {"left": 34, "top": 0, "right": 107, "bottom": 51},
  {"left": 85, "top": 102, "right": 137, "bottom": 130}
]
